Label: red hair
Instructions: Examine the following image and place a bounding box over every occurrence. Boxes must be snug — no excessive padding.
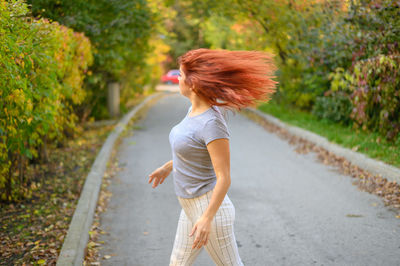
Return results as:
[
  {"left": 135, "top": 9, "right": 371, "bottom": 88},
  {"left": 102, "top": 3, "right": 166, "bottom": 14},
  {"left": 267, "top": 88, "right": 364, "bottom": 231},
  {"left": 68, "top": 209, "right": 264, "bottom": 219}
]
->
[{"left": 178, "top": 48, "right": 279, "bottom": 111}]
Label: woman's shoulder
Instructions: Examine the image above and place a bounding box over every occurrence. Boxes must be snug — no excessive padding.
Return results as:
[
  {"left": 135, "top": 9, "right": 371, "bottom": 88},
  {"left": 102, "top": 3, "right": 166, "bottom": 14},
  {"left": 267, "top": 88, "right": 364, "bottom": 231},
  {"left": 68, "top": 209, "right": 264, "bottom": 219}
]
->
[{"left": 210, "top": 105, "right": 229, "bottom": 123}]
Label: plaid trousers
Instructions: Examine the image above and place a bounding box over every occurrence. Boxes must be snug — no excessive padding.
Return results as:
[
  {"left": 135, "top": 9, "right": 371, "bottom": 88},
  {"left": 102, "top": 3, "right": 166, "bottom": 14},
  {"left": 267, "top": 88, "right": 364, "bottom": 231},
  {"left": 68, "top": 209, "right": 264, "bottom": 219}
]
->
[{"left": 169, "top": 189, "right": 244, "bottom": 266}]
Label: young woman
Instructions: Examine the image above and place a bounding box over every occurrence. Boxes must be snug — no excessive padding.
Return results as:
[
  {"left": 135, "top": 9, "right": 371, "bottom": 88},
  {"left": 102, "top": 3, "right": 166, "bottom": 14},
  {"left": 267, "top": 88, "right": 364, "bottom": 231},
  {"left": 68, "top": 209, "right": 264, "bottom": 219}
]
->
[{"left": 148, "top": 48, "right": 278, "bottom": 265}]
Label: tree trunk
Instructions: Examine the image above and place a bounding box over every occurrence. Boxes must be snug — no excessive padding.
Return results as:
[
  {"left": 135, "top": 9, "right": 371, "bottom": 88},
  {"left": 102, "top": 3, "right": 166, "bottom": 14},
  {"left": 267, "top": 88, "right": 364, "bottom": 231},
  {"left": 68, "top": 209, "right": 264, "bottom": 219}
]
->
[
  {"left": 40, "top": 135, "right": 49, "bottom": 163},
  {"left": 5, "top": 152, "right": 13, "bottom": 202},
  {"left": 18, "top": 153, "right": 24, "bottom": 185}
]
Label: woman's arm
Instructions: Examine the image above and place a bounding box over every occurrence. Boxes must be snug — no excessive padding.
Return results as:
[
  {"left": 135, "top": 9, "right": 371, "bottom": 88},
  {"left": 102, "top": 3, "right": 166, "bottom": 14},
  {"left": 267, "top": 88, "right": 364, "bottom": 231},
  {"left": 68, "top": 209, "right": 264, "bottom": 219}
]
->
[
  {"left": 148, "top": 160, "right": 173, "bottom": 188},
  {"left": 163, "top": 160, "right": 173, "bottom": 172},
  {"left": 202, "top": 138, "right": 231, "bottom": 220},
  {"left": 190, "top": 138, "right": 231, "bottom": 249}
]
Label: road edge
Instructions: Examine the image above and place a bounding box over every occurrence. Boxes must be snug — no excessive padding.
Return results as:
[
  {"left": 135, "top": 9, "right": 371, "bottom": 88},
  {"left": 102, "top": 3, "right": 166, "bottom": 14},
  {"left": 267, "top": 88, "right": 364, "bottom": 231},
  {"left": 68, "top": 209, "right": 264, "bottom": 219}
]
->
[
  {"left": 244, "top": 107, "right": 400, "bottom": 184},
  {"left": 57, "top": 92, "right": 165, "bottom": 266}
]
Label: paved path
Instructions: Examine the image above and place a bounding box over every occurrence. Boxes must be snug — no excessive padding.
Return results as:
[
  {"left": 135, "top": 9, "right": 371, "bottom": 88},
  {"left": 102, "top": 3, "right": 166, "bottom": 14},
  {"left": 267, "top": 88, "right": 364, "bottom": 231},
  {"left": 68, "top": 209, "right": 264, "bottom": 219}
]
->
[{"left": 99, "top": 91, "right": 400, "bottom": 266}]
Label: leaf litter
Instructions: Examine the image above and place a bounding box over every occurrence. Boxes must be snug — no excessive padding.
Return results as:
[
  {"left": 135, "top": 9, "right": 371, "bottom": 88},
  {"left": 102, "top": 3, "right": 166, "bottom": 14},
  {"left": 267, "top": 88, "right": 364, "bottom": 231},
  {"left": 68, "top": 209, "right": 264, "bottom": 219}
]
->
[{"left": 0, "top": 124, "right": 114, "bottom": 265}]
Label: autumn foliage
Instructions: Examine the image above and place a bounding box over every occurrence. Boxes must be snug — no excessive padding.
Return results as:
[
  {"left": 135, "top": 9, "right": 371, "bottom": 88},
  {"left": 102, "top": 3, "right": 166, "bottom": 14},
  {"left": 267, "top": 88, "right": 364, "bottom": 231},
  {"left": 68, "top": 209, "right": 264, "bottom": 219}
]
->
[
  {"left": 0, "top": 1, "right": 93, "bottom": 201},
  {"left": 167, "top": 0, "right": 400, "bottom": 141}
]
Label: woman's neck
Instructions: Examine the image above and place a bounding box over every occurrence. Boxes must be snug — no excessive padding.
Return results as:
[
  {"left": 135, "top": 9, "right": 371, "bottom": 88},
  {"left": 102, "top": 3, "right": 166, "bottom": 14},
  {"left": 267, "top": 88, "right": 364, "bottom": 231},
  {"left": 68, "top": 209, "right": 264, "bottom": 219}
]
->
[{"left": 189, "top": 95, "right": 212, "bottom": 115}]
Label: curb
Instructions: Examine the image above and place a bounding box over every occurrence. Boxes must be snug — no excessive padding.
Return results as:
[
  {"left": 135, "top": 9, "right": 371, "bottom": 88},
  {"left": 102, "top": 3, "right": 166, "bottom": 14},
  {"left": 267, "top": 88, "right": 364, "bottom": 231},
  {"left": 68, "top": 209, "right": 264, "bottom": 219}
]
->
[
  {"left": 244, "top": 107, "right": 400, "bottom": 185},
  {"left": 57, "top": 92, "right": 165, "bottom": 266}
]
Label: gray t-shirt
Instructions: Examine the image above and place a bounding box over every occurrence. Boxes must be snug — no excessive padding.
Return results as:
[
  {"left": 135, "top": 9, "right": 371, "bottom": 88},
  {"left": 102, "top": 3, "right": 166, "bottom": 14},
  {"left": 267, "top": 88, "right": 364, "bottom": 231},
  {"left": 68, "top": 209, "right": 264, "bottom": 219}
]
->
[{"left": 169, "top": 105, "right": 230, "bottom": 198}]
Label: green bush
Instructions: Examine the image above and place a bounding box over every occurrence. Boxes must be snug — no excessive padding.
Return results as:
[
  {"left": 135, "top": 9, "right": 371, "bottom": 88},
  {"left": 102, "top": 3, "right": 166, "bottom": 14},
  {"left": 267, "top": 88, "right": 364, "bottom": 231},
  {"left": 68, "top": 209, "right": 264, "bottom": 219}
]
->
[
  {"left": 324, "top": 53, "right": 400, "bottom": 141},
  {"left": 29, "top": 0, "right": 155, "bottom": 120},
  {"left": 312, "top": 91, "right": 352, "bottom": 125},
  {"left": 0, "top": 0, "right": 93, "bottom": 201},
  {"left": 277, "top": 64, "right": 330, "bottom": 110},
  {"left": 283, "top": 0, "right": 400, "bottom": 140},
  {"left": 349, "top": 54, "right": 400, "bottom": 140},
  {"left": 318, "top": 0, "right": 400, "bottom": 141}
]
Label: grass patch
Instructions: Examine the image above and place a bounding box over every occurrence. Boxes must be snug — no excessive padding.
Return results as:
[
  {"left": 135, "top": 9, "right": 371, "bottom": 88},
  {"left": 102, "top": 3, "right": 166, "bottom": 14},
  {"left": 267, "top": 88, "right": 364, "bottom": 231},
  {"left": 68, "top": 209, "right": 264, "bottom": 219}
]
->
[{"left": 257, "top": 101, "right": 400, "bottom": 168}]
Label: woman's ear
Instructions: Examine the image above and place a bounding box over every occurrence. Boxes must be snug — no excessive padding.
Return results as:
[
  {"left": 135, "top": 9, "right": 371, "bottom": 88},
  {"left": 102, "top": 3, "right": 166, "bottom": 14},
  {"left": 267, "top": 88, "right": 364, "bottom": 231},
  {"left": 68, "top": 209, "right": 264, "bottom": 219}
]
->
[{"left": 188, "top": 76, "right": 199, "bottom": 88}]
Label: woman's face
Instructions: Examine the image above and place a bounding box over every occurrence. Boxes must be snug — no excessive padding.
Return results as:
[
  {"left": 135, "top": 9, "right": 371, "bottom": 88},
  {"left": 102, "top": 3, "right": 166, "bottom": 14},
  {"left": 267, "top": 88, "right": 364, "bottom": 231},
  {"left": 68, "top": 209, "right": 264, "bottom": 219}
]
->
[{"left": 178, "top": 66, "right": 192, "bottom": 97}]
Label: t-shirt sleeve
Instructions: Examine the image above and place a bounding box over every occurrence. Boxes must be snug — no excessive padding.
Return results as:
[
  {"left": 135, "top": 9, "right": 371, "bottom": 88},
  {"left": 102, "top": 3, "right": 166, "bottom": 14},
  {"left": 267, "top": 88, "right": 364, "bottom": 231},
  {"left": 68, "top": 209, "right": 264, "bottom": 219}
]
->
[{"left": 202, "top": 118, "right": 230, "bottom": 146}]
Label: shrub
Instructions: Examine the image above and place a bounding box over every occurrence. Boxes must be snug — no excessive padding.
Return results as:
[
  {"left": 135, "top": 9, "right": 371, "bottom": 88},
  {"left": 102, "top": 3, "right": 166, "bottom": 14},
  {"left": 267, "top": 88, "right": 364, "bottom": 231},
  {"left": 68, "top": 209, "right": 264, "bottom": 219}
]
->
[
  {"left": 30, "top": 0, "right": 155, "bottom": 120},
  {"left": 312, "top": 91, "right": 352, "bottom": 125},
  {"left": 349, "top": 54, "right": 400, "bottom": 140},
  {"left": 0, "top": 0, "right": 93, "bottom": 201}
]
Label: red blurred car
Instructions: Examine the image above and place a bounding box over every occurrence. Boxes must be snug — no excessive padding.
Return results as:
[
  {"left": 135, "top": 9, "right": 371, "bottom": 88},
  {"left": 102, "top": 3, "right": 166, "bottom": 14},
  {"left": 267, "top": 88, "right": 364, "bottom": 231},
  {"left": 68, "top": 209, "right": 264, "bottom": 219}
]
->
[{"left": 161, "top": 69, "right": 180, "bottom": 84}]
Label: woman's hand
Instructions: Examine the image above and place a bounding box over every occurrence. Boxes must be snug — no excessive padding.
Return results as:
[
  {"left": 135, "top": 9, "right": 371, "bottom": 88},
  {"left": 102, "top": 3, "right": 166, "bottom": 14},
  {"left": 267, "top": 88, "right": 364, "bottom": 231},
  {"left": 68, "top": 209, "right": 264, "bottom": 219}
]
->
[
  {"left": 148, "top": 164, "right": 171, "bottom": 188},
  {"left": 189, "top": 216, "right": 212, "bottom": 249}
]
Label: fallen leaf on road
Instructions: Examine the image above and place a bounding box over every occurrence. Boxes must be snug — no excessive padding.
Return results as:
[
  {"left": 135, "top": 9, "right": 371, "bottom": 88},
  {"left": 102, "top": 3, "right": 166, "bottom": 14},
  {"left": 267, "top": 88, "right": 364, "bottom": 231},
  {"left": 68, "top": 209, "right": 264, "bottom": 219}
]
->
[
  {"left": 103, "top": 255, "right": 111, "bottom": 259},
  {"left": 143, "top": 231, "right": 149, "bottom": 235},
  {"left": 346, "top": 214, "right": 363, "bottom": 218}
]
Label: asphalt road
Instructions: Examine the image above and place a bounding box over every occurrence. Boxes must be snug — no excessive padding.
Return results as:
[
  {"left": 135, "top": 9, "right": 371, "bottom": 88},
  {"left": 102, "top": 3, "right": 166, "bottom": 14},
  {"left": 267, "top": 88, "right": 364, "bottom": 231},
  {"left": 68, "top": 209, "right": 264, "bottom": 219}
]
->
[{"left": 99, "top": 89, "right": 400, "bottom": 266}]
